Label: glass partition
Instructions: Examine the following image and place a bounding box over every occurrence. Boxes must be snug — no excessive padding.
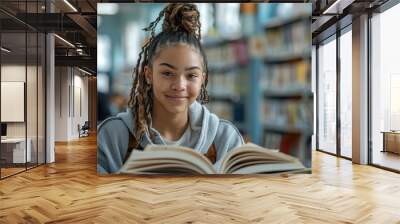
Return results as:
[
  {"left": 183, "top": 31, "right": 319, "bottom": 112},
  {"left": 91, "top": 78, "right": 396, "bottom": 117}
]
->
[
  {"left": 1, "top": 30, "right": 28, "bottom": 177},
  {"left": 0, "top": 1, "right": 46, "bottom": 179}
]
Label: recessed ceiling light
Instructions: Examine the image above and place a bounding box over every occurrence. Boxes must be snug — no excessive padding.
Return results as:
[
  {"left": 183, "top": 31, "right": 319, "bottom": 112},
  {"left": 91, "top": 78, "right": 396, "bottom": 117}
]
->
[
  {"left": 1, "top": 47, "right": 11, "bottom": 53},
  {"left": 63, "top": 0, "right": 78, "bottom": 12},
  {"left": 322, "top": 0, "right": 354, "bottom": 15},
  {"left": 78, "top": 67, "right": 92, "bottom": 76},
  {"left": 54, "top": 34, "right": 75, "bottom": 48}
]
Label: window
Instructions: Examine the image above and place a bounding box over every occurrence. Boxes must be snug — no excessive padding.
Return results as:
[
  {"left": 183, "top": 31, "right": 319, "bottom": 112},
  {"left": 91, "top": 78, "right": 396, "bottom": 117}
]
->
[
  {"left": 339, "top": 28, "right": 352, "bottom": 158},
  {"left": 371, "top": 3, "right": 400, "bottom": 171},
  {"left": 317, "top": 36, "right": 337, "bottom": 154}
]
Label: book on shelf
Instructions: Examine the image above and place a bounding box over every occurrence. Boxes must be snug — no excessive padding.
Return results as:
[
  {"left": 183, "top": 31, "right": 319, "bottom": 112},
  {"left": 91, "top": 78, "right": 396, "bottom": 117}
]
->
[
  {"left": 206, "top": 101, "right": 234, "bottom": 121},
  {"left": 262, "top": 100, "right": 313, "bottom": 132},
  {"left": 262, "top": 18, "right": 310, "bottom": 59},
  {"left": 263, "top": 101, "right": 299, "bottom": 126},
  {"left": 208, "top": 73, "right": 237, "bottom": 94},
  {"left": 119, "top": 143, "right": 307, "bottom": 175},
  {"left": 204, "top": 39, "right": 249, "bottom": 68},
  {"left": 263, "top": 133, "right": 282, "bottom": 149},
  {"left": 264, "top": 11, "right": 310, "bottom": 30},
  {"left": 262, "top": 61, "right": 310, "bottom": 91},
  {"left": 295, "top": 60, "right": 309, "bottom": 85}
]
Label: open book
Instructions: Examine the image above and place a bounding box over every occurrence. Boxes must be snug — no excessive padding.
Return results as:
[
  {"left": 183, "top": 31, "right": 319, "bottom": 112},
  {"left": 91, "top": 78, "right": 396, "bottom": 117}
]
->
[{"left": 119, "top": 143, "right": 307, "bottom": 175}]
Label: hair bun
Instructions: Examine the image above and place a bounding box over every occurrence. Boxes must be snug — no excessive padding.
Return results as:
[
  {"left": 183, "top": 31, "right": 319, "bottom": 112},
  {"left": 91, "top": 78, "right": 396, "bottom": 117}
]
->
[{"left": 162, "top": 3, "right": 201, "bottom": 39}]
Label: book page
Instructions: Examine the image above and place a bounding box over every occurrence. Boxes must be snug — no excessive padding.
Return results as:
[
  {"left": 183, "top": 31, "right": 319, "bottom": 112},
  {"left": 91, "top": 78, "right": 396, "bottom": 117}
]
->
[
  {"left": 220, "top": 143, "right": 304, "bottom": 174},
  {"left": 120, "top": 146, "right": 216, "bottom": 174},
  {"left": 229, "top": 162, "right": 306, "bottom": 174},
  {"left": 122, "top": 157, "right": 206, "bottom": 174}
]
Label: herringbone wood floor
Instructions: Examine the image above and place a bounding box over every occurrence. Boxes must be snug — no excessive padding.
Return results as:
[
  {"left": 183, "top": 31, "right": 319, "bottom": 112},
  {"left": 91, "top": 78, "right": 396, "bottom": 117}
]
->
[{"left": 1, "top": 135, "right": 400, "bottom": 223}]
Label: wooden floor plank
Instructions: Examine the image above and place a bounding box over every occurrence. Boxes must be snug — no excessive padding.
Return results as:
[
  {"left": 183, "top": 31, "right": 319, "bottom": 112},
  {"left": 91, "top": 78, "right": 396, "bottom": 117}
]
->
[{"left": 0, "top": 135, "right": 399, "bottom": 223}]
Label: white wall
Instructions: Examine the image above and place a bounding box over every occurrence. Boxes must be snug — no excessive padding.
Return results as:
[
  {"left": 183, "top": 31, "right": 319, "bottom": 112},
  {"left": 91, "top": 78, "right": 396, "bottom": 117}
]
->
[
  {"left": 55, "top": 67, "right": 89, "bottom": 141},
  {"left": 1, "top": 65, "right": 26, "bottom": 81},
  {"left": 55, "top": 67, "right": 69, "bottom": 141}
]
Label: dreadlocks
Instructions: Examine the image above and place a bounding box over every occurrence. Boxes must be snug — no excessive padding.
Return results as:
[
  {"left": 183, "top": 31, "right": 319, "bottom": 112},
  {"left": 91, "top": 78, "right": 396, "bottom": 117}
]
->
[{"left": 128, "top": 3, "right": 209, "bottom": 142}]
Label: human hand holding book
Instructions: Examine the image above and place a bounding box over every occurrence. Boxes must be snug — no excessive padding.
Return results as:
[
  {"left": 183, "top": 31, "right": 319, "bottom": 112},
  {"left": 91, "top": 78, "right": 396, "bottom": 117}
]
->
[{"left": 119, "top": 143, "right": 306, "bottom": 175}]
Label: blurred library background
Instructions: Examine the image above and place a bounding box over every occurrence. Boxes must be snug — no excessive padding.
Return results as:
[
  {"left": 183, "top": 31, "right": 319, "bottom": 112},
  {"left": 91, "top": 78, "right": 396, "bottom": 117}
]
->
[{"left": 97, "top": 3, "right": 312, "bottom": 167}]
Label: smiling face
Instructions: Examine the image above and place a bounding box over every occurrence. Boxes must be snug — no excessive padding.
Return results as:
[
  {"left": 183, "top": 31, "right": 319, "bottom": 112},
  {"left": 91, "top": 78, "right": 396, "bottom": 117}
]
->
[{"left": 145, "top": 43, "right": 205, "bottom": 115}]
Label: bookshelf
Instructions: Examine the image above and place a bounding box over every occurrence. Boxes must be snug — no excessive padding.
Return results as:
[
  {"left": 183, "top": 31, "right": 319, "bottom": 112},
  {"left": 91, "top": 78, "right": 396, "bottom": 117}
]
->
[
  {"left": 263, "top": 89, "right": 313, "bottom": 100},
  {"left": 204, "top": 37, "right": 249, "bottom": 136},
  {"left": 203, "top": 5, "right": 311, "bottom": 168},
  {"left": 260, "top": 12, "right": 312, "bottom": 167},
  {"left": 263, "top": 12, "right": 310, "bottom": 30}
]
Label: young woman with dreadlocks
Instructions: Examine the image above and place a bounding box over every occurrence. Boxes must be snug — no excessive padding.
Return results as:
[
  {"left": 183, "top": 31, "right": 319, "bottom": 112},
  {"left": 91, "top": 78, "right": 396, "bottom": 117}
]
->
[{"left": 97, "top": 3, "right": 244, "bottom": 174}]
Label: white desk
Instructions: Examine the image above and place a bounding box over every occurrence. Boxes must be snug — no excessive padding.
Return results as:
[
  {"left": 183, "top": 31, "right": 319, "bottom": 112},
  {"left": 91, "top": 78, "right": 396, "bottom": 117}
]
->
[{"left": 1, "top": 138, "right": 31, "bottom": 163}]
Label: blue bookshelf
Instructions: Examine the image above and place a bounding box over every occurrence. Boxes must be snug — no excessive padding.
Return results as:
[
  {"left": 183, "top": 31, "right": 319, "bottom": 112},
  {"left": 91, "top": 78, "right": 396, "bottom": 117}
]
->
[{"left": 203, "top": 5, "right": 312, "bottom": 163}]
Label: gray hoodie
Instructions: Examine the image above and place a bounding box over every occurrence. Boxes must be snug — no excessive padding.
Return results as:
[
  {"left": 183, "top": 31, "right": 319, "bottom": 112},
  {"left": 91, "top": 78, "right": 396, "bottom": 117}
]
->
[{"left": 97, "top": 101, "right": 244, "bottom": 174}]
